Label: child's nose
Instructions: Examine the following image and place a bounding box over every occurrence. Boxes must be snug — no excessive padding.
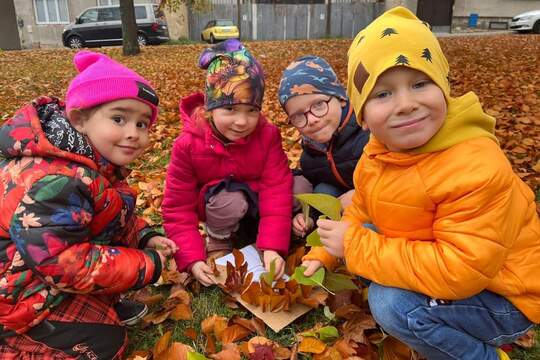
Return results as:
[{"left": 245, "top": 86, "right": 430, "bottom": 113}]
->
[
  {"left": 126, "top": 123, "right": 140, "bottom": 140},
  {"left": 234, "top": 113, "right": 248, "bottom": 126},
  {"left": 395, "top": 91, "right": 418, "bottom": 114}
]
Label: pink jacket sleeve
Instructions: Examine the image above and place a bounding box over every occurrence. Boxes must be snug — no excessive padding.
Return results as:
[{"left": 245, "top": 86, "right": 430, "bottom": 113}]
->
[
  {"left": 162, "top": 138, "right": 206, "bottom": 271},
  {"left": 255, "top": 125, "right": 293, "bottom": 255}
]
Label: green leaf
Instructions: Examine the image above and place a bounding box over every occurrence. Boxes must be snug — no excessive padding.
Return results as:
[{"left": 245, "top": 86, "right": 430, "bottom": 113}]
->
[
  {"left": 261, "top": 258, "right": 276, "bottom": 285},
  {"left": 301, "top": 330, "right": 318, "bottom": 338},
  {"left": 306, "top": 229, "right": 322, "bottom": 247},
  {"left": 323, "top": 271, "right": 358, "bottom": 293},
  {"left": 34, "top": 176, "right": 69, "bottom": 202},
  {"left": 187, "top": 351, "right": 209, "bottom": 360},
  {"left": 295, "top": 193, "right": 342, "bottom": 221},
  {"left": 317, "top": 326, "right": 339, "bottom": 343},
  {"left": 291, "top": 266, "right": 325, "bottom": 286}
]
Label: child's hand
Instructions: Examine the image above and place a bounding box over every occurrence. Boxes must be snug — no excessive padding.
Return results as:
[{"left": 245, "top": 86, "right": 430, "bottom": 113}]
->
[
  {"left": 292, "top": 213, "right": 315, "bottom": 237},
  {"left": 263, "top": 250, "right": 285, "bottom": 280},
  {"left": 146, "top": 236, "right": 178, "bottom": 257},
  {"left": 317, "top": 219, "right": 350, "bottom": 258},
  {"left": 301, "top": 259, "right": 324, "bottom": 277},
  {"left": 191, "top": 261, "right": 216, "bottom": 287}
]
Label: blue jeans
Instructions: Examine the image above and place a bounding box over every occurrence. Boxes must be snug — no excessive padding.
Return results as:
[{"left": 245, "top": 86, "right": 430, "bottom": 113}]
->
[
  {"left": 313, "top": 182, "right": 345, "bottom": 197},
  {"left": 368, "top": 283, "right": 533, "bottom": 360}
]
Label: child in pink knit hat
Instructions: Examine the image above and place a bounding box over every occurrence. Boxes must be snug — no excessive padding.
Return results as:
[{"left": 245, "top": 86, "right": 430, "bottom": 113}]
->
[{"left": 0, "top": 50, "right": 176, "bottom": 358}]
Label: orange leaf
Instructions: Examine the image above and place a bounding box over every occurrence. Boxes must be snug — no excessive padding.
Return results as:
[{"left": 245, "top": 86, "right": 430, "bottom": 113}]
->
[
  {"left": 170, "top": 303, "right": 192, "bottom": 321},
  {"left": 184, "top": 327, "right": 197, "bottom": 341},
  {"left": 153, "top": 331, "right": 172, "bottom": 357},
  {"left": 298, "top": 337, "right": 327, "bottom": 354},
  {"left": 155, "top": 342, "right": 193, "bottom": 360},
  {"left": 210, "top": 343, "right": 241, "bottom": 360},
  {"left": 220, "top": 324, "right": 253, "bottom": 344}
]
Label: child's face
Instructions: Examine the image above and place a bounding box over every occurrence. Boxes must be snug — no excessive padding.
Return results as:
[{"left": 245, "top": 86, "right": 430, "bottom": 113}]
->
[
  {"left": 284, "top": 94, "right": 345, "bottom": 144},
  {"left": 211, "top": 104, "right": 260, "bottom": 141},
  {"left": 362, "top": 67, "right": 447, "bottom": 152},
  {"left": 71, "top": 99, "right": 151, "bottom": 166}
]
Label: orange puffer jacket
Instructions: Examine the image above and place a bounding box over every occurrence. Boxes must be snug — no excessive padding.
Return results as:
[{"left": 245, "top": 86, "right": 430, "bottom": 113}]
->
[{"left": 305, "top": 92, "right": 540, "bottom": 323}]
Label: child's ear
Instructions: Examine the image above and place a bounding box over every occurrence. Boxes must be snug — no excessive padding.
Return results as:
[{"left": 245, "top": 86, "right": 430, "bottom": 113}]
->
[
  {"left": 67, "top": 109, "right": 86, "bottom": 134},
  {"left": 340, "top": 99, "right": 347, "bottom": 108},
  {"left": 361, "top": 121, "right": 370, "bottom": 131}
]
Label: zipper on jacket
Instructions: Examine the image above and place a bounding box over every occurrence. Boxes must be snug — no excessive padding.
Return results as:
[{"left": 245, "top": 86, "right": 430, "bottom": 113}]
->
[{"left": 326, "top": 105, "right": 355, "bottom": 190}]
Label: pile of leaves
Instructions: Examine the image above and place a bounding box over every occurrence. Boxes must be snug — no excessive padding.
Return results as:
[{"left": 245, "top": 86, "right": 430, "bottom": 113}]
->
[{"left": 218, "top": 248, "right": 328, "bottom": 313}]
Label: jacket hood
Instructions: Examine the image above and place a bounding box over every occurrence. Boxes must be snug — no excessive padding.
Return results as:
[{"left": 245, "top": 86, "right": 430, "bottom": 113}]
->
[
  {"left": 0, "top": 96, "right": 130, "bottom": 181},
  {"left": 365, "top": 92, "right": 499, "bottom": 165}
]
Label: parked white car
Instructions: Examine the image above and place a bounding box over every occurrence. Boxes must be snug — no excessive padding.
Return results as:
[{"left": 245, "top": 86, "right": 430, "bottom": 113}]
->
[{"left": 509, "top": 9, "right": 540, "bottom": 33}]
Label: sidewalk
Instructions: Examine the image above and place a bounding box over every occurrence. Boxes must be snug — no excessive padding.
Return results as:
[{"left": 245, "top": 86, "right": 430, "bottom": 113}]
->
[{"left": 435, "top": 30, "right": 514, "bottom": 38}]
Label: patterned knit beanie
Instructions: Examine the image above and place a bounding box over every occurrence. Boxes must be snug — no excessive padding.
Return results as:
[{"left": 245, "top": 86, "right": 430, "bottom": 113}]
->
[
  {"left": 347, "top": 6, "right": 450, "bottom": 124},
  {"left": 278, "top": 55, "right": 347, "bottom": 107},
  {"left": 66, "top": 50, "right": 159, "bottom": 125},
  {"left": 198, "top": 39, "right": 265, "bottom": 110}
]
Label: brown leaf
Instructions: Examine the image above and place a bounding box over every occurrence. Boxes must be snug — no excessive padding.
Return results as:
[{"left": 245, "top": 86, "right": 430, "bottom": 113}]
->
[
  {"left": 381, "top": 337, "right": 414, "bottom": 360},
  {"left": 514, "top": 329, "right": 537, "bottom": 348}
]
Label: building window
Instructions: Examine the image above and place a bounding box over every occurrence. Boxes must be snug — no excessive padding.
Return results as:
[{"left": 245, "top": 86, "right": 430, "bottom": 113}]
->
[
  {"left": 97, "top": 0, "right": 120, "bottom": 5},
  {"left": 34, "top": 0, "right": 69, "bottom": 24}
]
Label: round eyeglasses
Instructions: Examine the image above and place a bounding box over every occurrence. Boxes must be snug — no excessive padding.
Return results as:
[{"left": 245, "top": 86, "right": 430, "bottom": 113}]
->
[{"left": 287, "top": 97, "right": 332, "bottom": 129}]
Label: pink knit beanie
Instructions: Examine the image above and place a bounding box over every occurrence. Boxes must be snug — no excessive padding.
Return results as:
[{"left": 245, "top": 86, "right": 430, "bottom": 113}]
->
[{"left": 65, "top": 50, "right": 159, "bottom": 125}]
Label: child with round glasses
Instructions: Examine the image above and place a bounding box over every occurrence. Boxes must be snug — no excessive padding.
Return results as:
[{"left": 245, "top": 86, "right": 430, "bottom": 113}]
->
[{"left": 278, "top": 56, "right": 370, "bottom": 240}]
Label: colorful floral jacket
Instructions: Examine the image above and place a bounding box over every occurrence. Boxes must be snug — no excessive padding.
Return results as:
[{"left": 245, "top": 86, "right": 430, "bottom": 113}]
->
[{"left": 0, "top": 97, "right": 162, "bottom": 334}]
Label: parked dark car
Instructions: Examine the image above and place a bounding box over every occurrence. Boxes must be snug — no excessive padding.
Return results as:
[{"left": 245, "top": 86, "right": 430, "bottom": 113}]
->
[{"left": 62, "top": 4, "right": 169, "bottom": 49}]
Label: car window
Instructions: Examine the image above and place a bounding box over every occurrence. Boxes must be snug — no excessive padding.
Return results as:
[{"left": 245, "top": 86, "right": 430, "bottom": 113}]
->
[
  {"left": 98, "top": 7, "right": 120, "bottom": 21},
  {"left": 216, "top": 20, "right": 233, "bottom": 26},
  {"left": 79, "top": 9, "right": 98, "bottom": 24},
  {"left": 135, "top": 6, "right": 147, "bottom": 20}
]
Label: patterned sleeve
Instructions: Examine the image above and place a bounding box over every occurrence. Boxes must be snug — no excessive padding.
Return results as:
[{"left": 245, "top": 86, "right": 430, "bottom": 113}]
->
[{"left": 9, "top": 175, "right": 161, "bottom": 294}]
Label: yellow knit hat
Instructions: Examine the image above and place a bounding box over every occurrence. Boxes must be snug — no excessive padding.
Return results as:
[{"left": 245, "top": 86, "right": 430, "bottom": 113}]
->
[{"left": 347, "top": 6, "right": 450, "bottom": 124}]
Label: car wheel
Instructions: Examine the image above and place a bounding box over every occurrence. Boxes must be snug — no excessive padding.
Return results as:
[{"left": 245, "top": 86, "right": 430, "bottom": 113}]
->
[
  {"left": 533, "top": 20, "right": 540, "bottom": 34},
  {"left": 210, "top": 34, "right": 215, "bottom": 44},
  {"left": 201, "top": 33, "right": 205, "bottom": 42},
  {"left": 137, "top": 33, "right": 148, "bottom": 46},
  {"left": 68, "top": 35, "right": 84, "bottom": 49}
]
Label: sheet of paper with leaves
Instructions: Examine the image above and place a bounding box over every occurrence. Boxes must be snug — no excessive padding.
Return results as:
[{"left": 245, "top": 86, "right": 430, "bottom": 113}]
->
[
  {"left": 214, "top": 246, "right": 326, "bottom": 333},
  {"left": 294, "top": 193, "right": 342, "bottom": 247}
]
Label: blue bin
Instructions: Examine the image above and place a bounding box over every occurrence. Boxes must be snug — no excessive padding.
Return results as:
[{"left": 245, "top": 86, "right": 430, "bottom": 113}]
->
[{"left": 468, "top": 13, "right": 479, "bottom": 27}]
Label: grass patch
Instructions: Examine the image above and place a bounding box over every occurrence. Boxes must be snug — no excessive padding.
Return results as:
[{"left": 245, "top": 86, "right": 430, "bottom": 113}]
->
[
  {"left": 163, "top": 37, "right": 199, "bottom": 45},
  {"left": 126, "top": 285, "right": 330, "bottom": 356}
]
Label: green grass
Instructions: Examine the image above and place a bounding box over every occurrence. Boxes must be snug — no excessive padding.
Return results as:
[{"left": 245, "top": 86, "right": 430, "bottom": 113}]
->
[
  {"left": 127, "top": 285, "right": 330, "bottom": 356},
  {"left": 127, "top": 284, "right": 540, "bottom": 358},
  {"left": 163, "top": 37, "right": 199, "bottom": 45}
]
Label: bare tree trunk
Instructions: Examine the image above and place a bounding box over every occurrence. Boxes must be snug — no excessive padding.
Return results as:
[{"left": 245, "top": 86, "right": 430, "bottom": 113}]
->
[
  {"left": 237, "top": 0, "right": 242, "bottom": 39},
  {"left": 120, "top": 0, "right": 140, "bottom": 56},
  {"left": 326, "top": 0, "right": 332, "bottom": 38}
]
